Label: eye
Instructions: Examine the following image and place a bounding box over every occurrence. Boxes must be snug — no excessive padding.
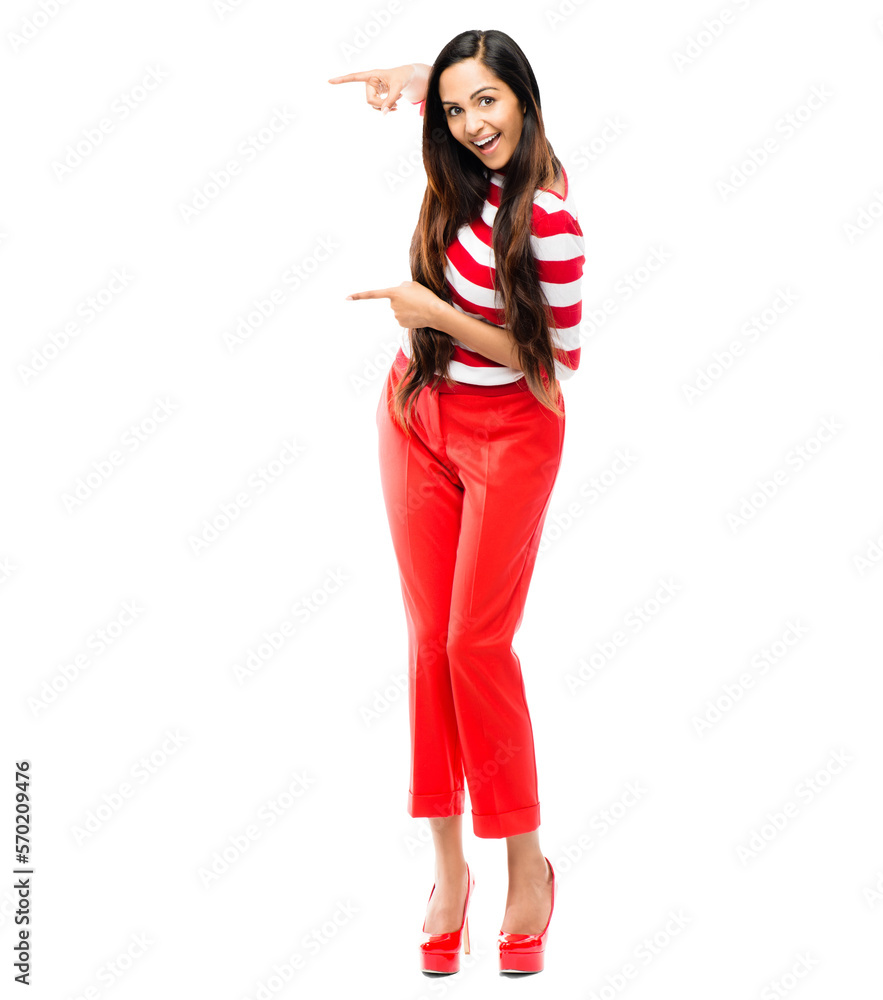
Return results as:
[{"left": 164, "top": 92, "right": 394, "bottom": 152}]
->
[{"left": 448, "top": 96, "right": 495, "bottom": 117}]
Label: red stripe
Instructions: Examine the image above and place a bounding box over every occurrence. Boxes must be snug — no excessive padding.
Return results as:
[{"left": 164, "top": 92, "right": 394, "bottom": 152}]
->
[
  {"left": 536, "top": 254, "right": 585, "bottom": 284},
  {"left": 548, "top": 300, "right": 583, "bottom": 329},
  {"left": 394, "top": 347, "right": 528, "bottom": 394},
  {"left": 448, "top": 284, "right": 504, "bottom": 325},
  {"left": 451, "top": 345, "right": 504, "bottom": 368},
  {"left": 447, "top": 237, "right": 494, "bottom": 290},
  {"left": 451, "top": 339, "right": 581, "bottom": 372},
  {"left": 471, "top": 214, "right": 494, "bottom": 246},
  {"left": 452, "top": 227, "right": 583, "bottom": 287},
  {"left": 554, "top": 346, "right": 581, "bottom": 370},
  {"left": 533, "top": 209, "right": 583, "bottom": 239}
]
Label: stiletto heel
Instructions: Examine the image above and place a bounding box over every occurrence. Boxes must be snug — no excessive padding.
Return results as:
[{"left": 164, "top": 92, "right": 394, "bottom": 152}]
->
[
  {"left": 498, "top": 855, "right": 555, "bottom": 976},
  {"left": 419, "top": 863, "right": 474, "bottom": 976}
]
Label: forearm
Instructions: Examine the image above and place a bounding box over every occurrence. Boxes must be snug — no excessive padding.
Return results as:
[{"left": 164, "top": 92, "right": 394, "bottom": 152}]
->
[
  {"left": 401, "top": 62, "right": 432, "bottom": 103},
  {"left": 431, "top": 301, "right": 522, "bottom": 370}
]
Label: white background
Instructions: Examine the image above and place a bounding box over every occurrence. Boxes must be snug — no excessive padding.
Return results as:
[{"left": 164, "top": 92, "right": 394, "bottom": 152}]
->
[{"left": 2, "top": 0, "right": 882, "bottom": 996}]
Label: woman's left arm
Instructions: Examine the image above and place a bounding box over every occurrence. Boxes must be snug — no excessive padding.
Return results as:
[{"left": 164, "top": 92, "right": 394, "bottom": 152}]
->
[
  {"left": 430, "top": 301, "right": 521, "bottom": 369},
  {"left": 346, "top": 280, "right": 521, "bottom": 368}
]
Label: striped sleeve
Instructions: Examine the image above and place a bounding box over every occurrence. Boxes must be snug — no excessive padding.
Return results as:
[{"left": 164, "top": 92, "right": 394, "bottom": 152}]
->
[{"left": 531, "top": 206, "right": 585, "bottom": 381}]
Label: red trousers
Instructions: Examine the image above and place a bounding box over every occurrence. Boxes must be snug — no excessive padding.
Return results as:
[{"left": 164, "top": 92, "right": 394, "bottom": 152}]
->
[{"left": 375, "top": 353, "right": 565, "bottom": 838}]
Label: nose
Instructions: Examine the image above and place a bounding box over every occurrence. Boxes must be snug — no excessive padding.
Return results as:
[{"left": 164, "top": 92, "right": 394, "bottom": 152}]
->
[{"left": 465, "top": 114, "right": 490, "bottom": 139}]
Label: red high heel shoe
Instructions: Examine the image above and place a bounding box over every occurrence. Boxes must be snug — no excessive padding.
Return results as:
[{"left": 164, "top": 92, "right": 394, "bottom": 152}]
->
[
  {"left": 498, "top": 856, "right": 555, "bottom": 975},
  {"left": 419, "top": 863, "right": 474, "bottom": 976}
]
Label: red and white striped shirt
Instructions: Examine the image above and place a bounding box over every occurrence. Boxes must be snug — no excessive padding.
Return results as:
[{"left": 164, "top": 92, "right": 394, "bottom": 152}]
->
[{"left": 397, "top": 99, "right": 585, "bottom": 390}]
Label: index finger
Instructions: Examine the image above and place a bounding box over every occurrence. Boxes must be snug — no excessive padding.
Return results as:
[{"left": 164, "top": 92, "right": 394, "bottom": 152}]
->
[
  {"left": 345, "top": 288, "right": 394, "bottom": 300},
  {"left": 327, "top": 71, "right": 380, "bottom": 84}
]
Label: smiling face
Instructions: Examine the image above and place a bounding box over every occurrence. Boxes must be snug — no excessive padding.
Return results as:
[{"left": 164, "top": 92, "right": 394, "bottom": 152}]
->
[{"left": 438, "top": 58, "right": 527, "bottom": 168}]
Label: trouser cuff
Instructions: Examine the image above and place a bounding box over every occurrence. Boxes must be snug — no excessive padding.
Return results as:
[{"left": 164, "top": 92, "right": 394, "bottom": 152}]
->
[
  {"left": 408, "top": 788, "right": 465, "bottom": 818},
  {"left": 472, "top": 802, "right": 540, "bottom": 839}
]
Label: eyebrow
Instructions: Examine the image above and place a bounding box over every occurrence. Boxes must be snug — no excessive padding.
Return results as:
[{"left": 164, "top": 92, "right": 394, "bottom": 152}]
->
[{"left": 441, "top": 86, "right": 500, "bottom": 106}]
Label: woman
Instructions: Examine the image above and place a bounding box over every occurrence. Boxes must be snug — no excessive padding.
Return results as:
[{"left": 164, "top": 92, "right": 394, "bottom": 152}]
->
[{"left": 329, "top": 29, "right": 585, "bottom": 977}]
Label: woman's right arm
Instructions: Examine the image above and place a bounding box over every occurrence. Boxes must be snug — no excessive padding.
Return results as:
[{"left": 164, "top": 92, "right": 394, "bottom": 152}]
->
[
  {"left": 401, "top": 63, "right": 431, "bottom": 110},
  {"left": 327, "top": 63, "right": 430, "bottom": 115}
]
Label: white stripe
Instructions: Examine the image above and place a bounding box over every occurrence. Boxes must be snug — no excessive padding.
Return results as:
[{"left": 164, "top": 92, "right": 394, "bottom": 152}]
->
[
  {"left": 456, "top": 223, "right": 496, "bottom": 272},
  {"left": 490, "top": 171, "right": 576, "bottom": 214},
  {"left": 457, "top": 202, "right": 584, "bottom": 270},
  {"left": 539, "top": 279, "right": 583, "bottom": 310},
  {"left": 549, "top": 323, "right": 583, "bottom": 349},
  {"left": 445, "top": 259, "right": 499, "bottom": 314},
  {"left": 450, "top": 231, "right": 583, "bottom": 312},
  {"left": 399, "top": 336, "right": 524, "bottom": 385},
  {"left": 400, "top": 334, "right": 580, "bottom": 383},
  {"left": 531, "top": 230, "right": 585, "bottom": 262},
  {"left": 447, "top": 360, "right": 525, "bottom": 384}
]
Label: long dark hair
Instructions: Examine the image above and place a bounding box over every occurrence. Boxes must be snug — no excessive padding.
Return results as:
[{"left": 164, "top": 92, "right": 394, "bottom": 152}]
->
[{"left": 390, "top": 29, "right": 569, "bottom": 434}]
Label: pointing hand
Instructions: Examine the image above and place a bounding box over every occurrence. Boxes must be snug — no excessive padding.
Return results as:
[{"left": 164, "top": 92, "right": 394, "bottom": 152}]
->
[{"left": 346, "top": 280, "right": 445, "bottom": 329}]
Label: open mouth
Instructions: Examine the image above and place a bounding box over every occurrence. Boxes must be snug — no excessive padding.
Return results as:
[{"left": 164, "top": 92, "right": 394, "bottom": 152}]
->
[{"left": 472, "top": 131, "right": 501, "bottom": 154}]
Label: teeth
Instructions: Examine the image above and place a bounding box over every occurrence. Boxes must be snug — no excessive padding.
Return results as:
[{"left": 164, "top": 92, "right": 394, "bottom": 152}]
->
[{"left": 474, "top": 132, "right": 500, "bottom": 146}]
